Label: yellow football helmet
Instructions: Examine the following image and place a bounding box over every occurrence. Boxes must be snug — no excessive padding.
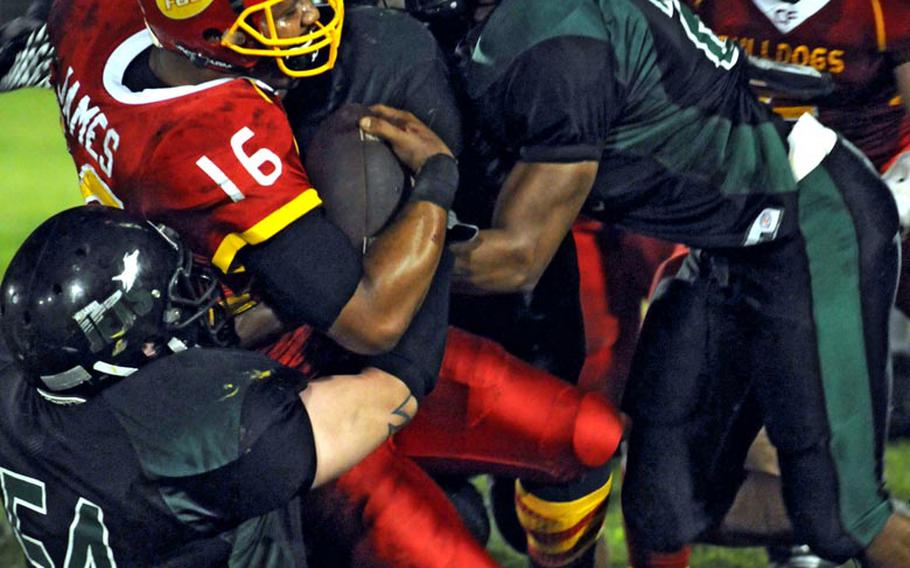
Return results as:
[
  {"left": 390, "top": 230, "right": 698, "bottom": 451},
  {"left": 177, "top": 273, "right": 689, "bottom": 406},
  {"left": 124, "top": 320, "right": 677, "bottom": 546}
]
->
[{"left": 139, "top": 0, "right": 344, "bottom": 78}]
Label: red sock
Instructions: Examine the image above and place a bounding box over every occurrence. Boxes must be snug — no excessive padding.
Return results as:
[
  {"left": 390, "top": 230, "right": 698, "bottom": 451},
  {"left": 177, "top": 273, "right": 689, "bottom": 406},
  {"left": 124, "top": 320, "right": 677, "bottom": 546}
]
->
[{"left": 625, "top": 519, "right": 691, "bottom": 568}]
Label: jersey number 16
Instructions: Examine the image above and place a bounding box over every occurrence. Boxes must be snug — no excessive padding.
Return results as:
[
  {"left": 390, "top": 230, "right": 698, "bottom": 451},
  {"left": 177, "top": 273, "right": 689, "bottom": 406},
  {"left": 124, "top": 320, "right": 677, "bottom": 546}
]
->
[{"left": 196, "top": 127, "right": 284, "bottom": 203}]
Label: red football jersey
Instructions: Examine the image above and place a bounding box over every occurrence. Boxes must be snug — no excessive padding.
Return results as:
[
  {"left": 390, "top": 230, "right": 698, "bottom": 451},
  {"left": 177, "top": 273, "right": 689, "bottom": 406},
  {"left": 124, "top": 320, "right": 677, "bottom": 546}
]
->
[
  {"left": 695, "top": 0, "right": 910, "bottom": 169},
  {"left": 47, "top": 0, "right": 321, "bottom": 272}
]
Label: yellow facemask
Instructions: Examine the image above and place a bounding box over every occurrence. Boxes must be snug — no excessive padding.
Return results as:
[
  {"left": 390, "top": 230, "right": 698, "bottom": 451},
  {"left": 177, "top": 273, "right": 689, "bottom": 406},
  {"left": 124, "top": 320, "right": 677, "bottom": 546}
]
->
[{"left": 223, "top": 0, "right": 344, "bottom": 78}]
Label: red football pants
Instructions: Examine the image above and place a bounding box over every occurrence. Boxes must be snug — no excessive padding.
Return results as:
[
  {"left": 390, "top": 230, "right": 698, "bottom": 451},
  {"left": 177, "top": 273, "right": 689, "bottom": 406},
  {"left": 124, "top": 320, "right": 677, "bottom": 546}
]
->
[
  {"left": 267, "top": 325, "right": 623, "bottom": 567},
  {"left": 394, "top": 327, "right": 623, "bottom": 481}
]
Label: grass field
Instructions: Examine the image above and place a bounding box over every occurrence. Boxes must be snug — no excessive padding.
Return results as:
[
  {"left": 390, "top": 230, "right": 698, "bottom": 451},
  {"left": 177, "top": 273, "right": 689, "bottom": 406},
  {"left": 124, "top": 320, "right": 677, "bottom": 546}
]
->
[{"left": 1, "top": 89, "right": 909, "bottom": 567}]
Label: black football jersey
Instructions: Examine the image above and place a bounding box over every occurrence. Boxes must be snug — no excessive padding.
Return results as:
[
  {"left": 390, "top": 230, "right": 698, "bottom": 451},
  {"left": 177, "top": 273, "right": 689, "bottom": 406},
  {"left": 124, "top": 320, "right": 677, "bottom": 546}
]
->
[
  {"left": 463, "top": 0, "right": 802, "bottom": 249},
  {"left": 284, "top": 6, "right": 463, "bottom": 154},
  {"left": 0, "top": 349, "right": 315, "bottom": 567}
]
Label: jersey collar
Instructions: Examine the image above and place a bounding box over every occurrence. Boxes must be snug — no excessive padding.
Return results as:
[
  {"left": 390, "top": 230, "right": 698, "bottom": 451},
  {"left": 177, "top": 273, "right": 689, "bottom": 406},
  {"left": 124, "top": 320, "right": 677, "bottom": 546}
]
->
[{"left": 103, "top": 30, "right": 240, "bottom": 106}]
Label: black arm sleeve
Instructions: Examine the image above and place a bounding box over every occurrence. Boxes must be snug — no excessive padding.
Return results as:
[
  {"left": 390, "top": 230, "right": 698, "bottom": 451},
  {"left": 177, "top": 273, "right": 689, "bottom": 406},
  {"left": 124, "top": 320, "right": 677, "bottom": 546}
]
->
[
  {"left": 168, "top": 370, "right": 318, "bottom": 522},
  {"left": 365, "top": 249, "right": 453, "bottom": 400},
  {"left": 237, "top": 211, "right": 363, "bottom": 332},
  {"left": 104, "top": 350, "right": 317, "bottom": 525}
]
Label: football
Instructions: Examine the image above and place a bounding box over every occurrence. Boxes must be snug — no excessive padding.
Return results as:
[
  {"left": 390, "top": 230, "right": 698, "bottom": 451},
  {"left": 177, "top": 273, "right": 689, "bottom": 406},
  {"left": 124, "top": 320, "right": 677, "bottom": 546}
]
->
[{"left": 304, "top": 103, "right": 409, "bottom": 252}]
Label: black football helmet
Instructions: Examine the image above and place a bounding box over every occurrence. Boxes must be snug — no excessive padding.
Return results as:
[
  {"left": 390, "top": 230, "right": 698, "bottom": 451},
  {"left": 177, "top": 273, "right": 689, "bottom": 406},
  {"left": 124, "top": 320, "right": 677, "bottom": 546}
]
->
[{"left": 0, "top": 207, "right": 229, "bottom": 396}]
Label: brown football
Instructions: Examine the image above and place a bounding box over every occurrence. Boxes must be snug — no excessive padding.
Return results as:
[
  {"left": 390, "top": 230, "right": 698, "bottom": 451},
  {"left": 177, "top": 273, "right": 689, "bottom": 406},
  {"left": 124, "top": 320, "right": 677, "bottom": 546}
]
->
[{"left": 304, "top": 104, "right": 408, "bottom": 252}]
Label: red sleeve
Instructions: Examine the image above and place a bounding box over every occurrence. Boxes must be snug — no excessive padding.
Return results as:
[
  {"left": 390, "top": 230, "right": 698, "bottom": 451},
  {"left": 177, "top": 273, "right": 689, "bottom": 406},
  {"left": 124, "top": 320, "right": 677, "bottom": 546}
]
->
[
  {"left": 141, "top": 81, "right": 322, "bottom": 272},
  {"left": 883, "top": 0, "right": 910, "bottom": 58}
]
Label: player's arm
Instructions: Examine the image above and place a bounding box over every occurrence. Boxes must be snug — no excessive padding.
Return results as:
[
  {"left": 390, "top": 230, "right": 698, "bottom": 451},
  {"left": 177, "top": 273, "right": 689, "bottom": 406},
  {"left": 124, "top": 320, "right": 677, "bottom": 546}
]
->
[
  {"left": 450, "top": 160, "right": 598, "bottom": 294},
  {"left": 325, "top": 147, "right": 450, "bottom": 356},
  {"left": 291, "top": 254, "right": 450, "bottom": 487},
  {"left": 450, "top": 37, "right": 614, "bottom": 294},
  {"left": 128, "top": 353, "right": 418, "bottom": 520},
  {"left": 239, "top": 105, "right": 456, "bottom": 355},
  {"left": 301, "top": 366, "right": 417, "bottom": 488},
  {"left": 322, "top": 106, "right": 455, "bottom": 354}
]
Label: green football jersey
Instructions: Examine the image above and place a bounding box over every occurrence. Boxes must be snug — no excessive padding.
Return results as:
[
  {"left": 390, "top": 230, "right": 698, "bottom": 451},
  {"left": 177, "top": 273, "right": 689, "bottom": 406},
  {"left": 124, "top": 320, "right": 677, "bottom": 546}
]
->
[{"left": 464, "top": 0, "right": 801, "bottom": 248}]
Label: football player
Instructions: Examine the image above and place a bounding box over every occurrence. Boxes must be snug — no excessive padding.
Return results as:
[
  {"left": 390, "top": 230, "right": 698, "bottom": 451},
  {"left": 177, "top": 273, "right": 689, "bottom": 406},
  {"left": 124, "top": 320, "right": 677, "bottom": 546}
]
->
[
  {"left": 40, "top": 1, "right": 500, "bottom": 564},
  {"left": 450, "top": 1, "right": 910, "bottom": 567},
  {"left": 691, "top": 0, "right": 910, "bottom": 317},
  {"left": 347, "top": 6, "right": 686, "bottom": 566},
  {"left": 693, "top": 0, "right": 910, "bottom": 172},
  {"left": 8, "top": 2, "right": 628, "bottom": 566},
  {"left": 252, "top": 6, "right": 630, "bottom": 566},
  {"left": 0, "top": 206, "right": 421, "bottom": 567},
  {"left": 39, "top": 3, "right": 488, "bottom": 563},
  {"left": 47, "top": 0, "right": 457, "bottom": 382},
  {"left": 650, "top": 3, "right": 910, "bottom": 566}
]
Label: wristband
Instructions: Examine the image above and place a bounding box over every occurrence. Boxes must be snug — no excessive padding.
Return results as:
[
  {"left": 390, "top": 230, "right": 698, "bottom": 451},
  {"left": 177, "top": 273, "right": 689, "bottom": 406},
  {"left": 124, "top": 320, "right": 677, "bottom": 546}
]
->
[{"left": 409, "top": 153, "right": 459, "bottom": 210}]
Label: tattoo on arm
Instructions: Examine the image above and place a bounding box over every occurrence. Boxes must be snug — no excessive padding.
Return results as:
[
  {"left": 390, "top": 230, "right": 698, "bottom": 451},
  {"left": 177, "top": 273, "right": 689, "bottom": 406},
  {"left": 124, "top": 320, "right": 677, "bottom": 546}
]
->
[{"left": 387, "top": 394, "right": 416, "bottom": 437}]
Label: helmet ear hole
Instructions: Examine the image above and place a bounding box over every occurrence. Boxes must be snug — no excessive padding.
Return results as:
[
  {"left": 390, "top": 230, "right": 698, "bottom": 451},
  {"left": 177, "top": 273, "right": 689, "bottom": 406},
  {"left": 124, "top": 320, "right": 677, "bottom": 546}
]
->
[
  {"left": 21, "top": 311, "right": 31, "bottom": 327},
  {"left": 75, "top": 248, "right": 87, "bottom": 257},
  {"left": 203, "top": 28, "right": 223, "bottom": 44},
  {"left": 52, "top": 284, "right": 63, "bottom": 296}
]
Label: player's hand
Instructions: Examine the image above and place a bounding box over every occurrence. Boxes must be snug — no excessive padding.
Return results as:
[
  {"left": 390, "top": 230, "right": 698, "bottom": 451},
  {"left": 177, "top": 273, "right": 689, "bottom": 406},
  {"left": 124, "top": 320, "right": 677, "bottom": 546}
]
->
[
  {"left": 233, "top": 302, "right": 285, "bottom": 348},
  {"left": 359, "top": 104, "right": 453, "bottom": 173}
]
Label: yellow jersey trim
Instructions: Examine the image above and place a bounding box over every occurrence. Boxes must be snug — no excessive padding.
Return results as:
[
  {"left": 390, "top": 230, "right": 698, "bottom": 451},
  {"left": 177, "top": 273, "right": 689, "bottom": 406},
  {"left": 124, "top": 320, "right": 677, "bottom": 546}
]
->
[
  {"left": 79, "top": 165, "right": 124, "bottom": 209},
  {"left": 246, "top": 79, "right": 275, "bottom": 105},
  {"left": 211, "top": 189, "right": 322, "bottom": 272}
]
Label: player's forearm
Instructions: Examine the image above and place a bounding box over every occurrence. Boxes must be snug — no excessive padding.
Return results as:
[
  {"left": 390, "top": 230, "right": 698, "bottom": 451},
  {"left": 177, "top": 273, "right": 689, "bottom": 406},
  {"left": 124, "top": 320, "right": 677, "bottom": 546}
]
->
[
  {"left": 451, "top": 228, "right": 543, "bottom": 294},
  {"left": 302, "top": 367, "right": 417, "bottom": 488},
  {"left": 329, "top": 201, "right": 447, "bottom": 354},
  {"left": 451, "top": 160, "right": 598, "bottom": 295},
  {"left": 329, "top": 152, "right": 458, "bottom": 354}
]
